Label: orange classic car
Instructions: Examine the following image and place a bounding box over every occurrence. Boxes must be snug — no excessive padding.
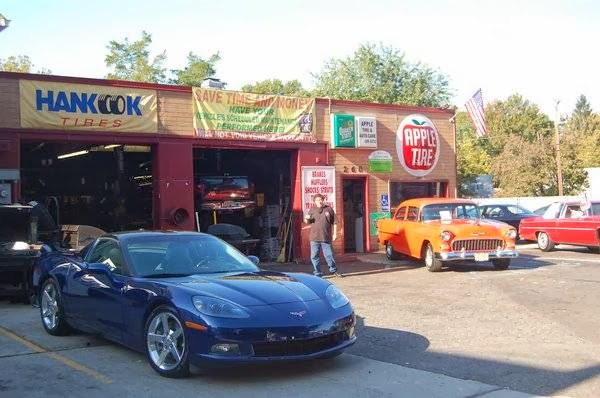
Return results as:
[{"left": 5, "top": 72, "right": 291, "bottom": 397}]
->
[{"left": 377, "top": 198, "right": 519, "bottom": 271}]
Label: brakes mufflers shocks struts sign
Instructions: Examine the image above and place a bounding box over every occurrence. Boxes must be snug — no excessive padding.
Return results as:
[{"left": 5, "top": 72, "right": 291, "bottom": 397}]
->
[{"left": 396, "top": 114, "right": 440, "bottom": 177}]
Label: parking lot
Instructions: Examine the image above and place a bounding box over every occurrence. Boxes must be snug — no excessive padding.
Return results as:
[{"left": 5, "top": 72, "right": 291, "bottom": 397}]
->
[{"left": 1, "top": 243, "right": 599, "bottom": 398}]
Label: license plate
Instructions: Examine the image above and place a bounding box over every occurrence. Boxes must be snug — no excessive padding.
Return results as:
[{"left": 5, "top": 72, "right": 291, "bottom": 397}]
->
[
  {"left": 474, "top": 253, "right": 489, "bottom": 262},
  {"left": 222, "top": 201, "right": 235, "bottom": 208}
]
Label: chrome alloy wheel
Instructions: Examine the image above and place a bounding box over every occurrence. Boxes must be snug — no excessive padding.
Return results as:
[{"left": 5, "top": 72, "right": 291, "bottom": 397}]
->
[
  {"left": 424, "top": 245, "right": 434, "bottom": 268},
  {"left": 147, "top": 312, "right": 185, "bottom": 371},
  {"left": 41, "top": 282, "right": 59, "bottom": 330},
  {"left": 537, "top": 232, "right": 549, "bottom": 250}
]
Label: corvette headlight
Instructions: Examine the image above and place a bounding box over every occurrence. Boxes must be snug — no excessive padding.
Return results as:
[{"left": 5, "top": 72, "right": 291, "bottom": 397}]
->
[
  {"left": 325, "top": 285, "right": 350, "bottom": 309},
  {"left": 506, "top": 229, "right": 517, "bottom": 239},
  {"left": 192, "top": 296, "right": 250, "bottom": 319}
]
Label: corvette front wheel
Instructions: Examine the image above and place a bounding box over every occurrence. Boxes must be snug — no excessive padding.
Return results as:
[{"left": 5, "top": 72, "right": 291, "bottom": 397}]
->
[{"left": 145, "top": 306, "right": 190, "bottom": 378}]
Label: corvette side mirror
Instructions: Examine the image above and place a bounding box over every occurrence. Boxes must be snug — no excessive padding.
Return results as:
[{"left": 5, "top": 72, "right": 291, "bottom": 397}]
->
[{"left": 247, "top": 255, "right": 260, "bottom": 265}]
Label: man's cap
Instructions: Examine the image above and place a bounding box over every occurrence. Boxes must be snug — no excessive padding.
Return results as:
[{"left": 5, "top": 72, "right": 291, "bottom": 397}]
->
[{"left": 313, "top": 193, "right": 325, "bottom": 200}]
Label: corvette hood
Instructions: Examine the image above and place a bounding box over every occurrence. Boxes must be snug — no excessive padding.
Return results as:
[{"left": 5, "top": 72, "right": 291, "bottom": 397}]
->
[{"left": 163, "top": 271, "right": 322, "bottom": 306}]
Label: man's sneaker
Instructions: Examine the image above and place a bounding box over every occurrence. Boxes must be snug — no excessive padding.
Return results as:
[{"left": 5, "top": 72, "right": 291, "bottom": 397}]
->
[{"left": 331, "top": 271, "right": 344, "bottom": 278}]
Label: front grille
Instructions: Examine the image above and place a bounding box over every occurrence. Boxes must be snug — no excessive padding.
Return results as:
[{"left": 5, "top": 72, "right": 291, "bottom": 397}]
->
[
  {"left": 451, "top": 239, "right": 504, "bottom": 252},
  {"left": 252, "top": 332, "right": 347, "bottom": 357}
]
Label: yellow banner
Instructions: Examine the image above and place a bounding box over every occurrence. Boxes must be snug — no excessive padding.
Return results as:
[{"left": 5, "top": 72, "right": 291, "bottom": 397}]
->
[
  {"left": 193, "top": 88, "right": 315, "bottom": 142},
  {"left": 20, "top": 80, "right": 157, "bottom": 132}
]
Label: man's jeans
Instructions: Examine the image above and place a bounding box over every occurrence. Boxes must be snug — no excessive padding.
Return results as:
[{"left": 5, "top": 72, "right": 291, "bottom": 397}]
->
[{"left": 310, "top": 241, "right": 337, "bottom": 276}]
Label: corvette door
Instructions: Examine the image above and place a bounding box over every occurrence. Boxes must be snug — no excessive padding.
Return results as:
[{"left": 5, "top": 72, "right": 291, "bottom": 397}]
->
[{"left": 69, "top": 238, "right": 129, "bottom": 342}]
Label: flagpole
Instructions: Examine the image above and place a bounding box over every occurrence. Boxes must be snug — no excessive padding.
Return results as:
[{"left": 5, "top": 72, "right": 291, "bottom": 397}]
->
[{"left": 554, "top": 100, "right": 564, "bottom": 196}]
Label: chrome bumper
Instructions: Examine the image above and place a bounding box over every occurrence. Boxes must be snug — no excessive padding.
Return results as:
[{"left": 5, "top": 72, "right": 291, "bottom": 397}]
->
[{"left": 435, "top": 249, "right": 519, "bottom": 262}]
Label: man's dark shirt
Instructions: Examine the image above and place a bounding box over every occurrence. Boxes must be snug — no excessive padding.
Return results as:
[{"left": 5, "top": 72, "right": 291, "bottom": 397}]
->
[{"left": 307, "top": 205, "right": 335, "bottom": 242}]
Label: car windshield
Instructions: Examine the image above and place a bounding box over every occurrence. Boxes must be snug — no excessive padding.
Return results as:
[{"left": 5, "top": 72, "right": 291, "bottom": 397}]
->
[
  {"left": 123, "top": 234, "right": 259, "bottom": 277},
  {"left": 421, "top": 203, "right": 480, "bottom": 221},
  {"left": 590, "top": 203, "right": 600, "bottom": 216}
]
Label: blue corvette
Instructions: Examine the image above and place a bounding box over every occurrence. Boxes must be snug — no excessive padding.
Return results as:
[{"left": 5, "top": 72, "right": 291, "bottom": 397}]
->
[{"left": 33, "top": 231, "right": 356, "bottom": 377}]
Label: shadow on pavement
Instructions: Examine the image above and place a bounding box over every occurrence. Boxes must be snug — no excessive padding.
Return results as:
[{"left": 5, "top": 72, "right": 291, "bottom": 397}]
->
[{"left": 347, "top": 315, "right": 600, "bottom": 397}]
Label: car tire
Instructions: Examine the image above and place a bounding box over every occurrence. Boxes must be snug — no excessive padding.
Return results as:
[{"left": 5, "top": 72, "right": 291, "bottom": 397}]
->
[
  {"left": 423, "top": 243, "right": 443, "bottom": 272},
  {"left": 537, "top": 232, "right": 555, "bottom": 252},
  {"left": 492, "top": 259, "right": 510, "bottom": 270},
  {"left": 385, "top": 242, "right": 400, "bottom": 260},
  {"left": 39, "top": 278, "right": 71, "bottom": 336},
  {"left": 145, "top": 305, "right": 190, "bottom": 378}
]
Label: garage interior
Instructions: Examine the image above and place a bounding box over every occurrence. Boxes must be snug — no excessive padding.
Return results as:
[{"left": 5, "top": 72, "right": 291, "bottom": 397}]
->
[
  {"left": 20, "top": 142, "right": 154, "bottom": 236},
  {"left": 193, "top": 148, "right": 294, "bottom": 262}
]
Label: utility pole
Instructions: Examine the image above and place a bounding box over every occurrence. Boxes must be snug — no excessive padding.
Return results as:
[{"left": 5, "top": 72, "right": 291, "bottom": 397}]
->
[{"left": 555, "top": 100, "right": 564, "bottom": 196}]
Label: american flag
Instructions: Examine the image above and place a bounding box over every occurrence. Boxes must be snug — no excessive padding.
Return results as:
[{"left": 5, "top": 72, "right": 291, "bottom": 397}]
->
[{"left": 465, "top": 89, "right": 487, "bottom": 137}]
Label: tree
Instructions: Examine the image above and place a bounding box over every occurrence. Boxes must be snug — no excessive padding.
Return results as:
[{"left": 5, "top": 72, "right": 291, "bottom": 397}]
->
[
  {"left": 241, "top": 79, "right": 309, "bottom": 96},
  {"left": 171, "top": 52, "right": 221, "bottom": 87},
  {"left": 455, "top": 112, "right": 492, "bottom": 196},
  {"left": 484, "top": 95, "right": 587, "bottom": 196},
  {"left": 484, "top": 94, "right": 553, "bottom": 156},
  {"left": 105, "top": 31, "right": 167, "bottom": 83},
  {"left": 0, "top": 55, "right": 51, "bottom": 74},
  {"left": 312, "top": 43, "right": 451, "bottom": 107},
  {"left": 564, "top": 94, "right": 600, "bottom": 167}
]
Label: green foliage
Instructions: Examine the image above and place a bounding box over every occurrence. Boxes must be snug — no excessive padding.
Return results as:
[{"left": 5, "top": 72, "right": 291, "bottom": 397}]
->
[
  {"left": 171, "top": 52, "right": 221, "bottom": 87},
  {"left": 455, "top": 112, "right": 492, "bottom": 196},
  {"left": 484, "top": 94, "right": 553, "bottom": 156},
  {"left": 457, "top": 94, "right": 589, "bottom": 197},
  {"left": 0, "top": 55, "right": 51, "bottom": 74},
  {"left": 105, "top": 31, "right": 167, "bottom": 83},
  {"left": 241, "top": 79, "right": 309, "bottom": 96},
  {"left": 564, "top": 94, "right": 600, "bottom": 167},
  {"left": 312, "top": 43, "right": 451, "bottom": 107}
]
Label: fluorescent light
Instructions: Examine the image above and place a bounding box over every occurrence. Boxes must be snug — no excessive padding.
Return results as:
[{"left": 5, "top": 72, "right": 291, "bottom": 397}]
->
[
  {"left": 104, "top": 144, "right": 121, "bottom": 149},
  {"left": 57, "top": 150, "right": 89, "bottom": 159},
  {"left": 133, "top": 175, "right": 152, "bottom": 180}
]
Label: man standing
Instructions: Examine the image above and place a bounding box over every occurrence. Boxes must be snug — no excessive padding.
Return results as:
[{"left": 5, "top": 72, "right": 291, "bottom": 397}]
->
[{"left": 304, "top": 194, "right": 342, "bottom": 278}]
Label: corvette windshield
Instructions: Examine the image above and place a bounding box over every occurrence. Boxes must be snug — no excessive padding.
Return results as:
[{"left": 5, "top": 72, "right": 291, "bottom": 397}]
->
[
  {"left": 124, "top": 234, "right": 259, "bottom": 277},
  {"left": 421, "top": 203, "right": 480, "bottom": 221}
]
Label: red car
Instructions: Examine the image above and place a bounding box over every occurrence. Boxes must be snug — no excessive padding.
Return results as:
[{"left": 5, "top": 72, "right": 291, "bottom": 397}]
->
[{"left": 519, "top": 200, "right": 600, "bottom": 252}]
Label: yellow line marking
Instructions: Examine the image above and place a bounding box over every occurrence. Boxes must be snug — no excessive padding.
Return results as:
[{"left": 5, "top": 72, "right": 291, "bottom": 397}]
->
[{"left": 0, "top": 325, "right": 112, "bottom": 384}]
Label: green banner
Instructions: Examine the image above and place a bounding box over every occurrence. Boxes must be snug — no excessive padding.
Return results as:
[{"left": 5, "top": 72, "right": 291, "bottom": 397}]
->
[
  {"left": 331, "top": 114, "right": 356, "bottom": 148},
  {"left": 369, "top": 212, "right": 391, "bottom": 236},
  {"left": 193, "top": 88, "right": 315, "bottom": 142}
]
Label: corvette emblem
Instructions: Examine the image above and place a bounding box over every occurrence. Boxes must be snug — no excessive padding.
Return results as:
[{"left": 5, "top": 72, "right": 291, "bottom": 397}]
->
[
  {"left": 290, "top": 310, "right": 307, "bottom": 317},
  {"left": 471, "top": 232, "right": 485, "bottom": 236}
]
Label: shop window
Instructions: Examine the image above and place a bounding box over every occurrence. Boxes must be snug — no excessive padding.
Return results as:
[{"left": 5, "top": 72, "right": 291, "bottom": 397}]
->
[{"left": 389, "top": 181, "right": 448, "bottom": 210}]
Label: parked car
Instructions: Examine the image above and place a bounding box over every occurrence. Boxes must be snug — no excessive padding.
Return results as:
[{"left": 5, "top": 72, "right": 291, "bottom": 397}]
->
[
  {"left": 0, "top": 202, "right": 61, "bottom": 301},
  {"left": 479, "top": 204, "right": 537, "bottom": 237},
  {"left": 33, "top": 231, "right": 356, "bottom": 377},
  {"left": 195, "top": 176, "right": 255, "bottom": 211},
  {"left": 519, "top": 200, "right": 600, "bottom": 252},
  {"left": 377, "top": 198, "right": 518, "bottom": 272}
]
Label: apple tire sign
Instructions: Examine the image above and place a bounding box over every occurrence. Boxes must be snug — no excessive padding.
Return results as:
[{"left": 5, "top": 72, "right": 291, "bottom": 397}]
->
[{"left": 396, "top": 114, "right": 440, "bottom": 177}]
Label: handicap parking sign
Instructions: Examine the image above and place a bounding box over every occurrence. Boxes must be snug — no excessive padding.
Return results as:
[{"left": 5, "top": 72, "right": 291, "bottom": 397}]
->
[{"left": 380, "top": 194, "right": 390, "bottom": 212}]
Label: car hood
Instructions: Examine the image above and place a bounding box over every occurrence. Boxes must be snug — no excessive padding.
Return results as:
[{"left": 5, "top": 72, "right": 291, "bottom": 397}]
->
[
  {"left": 425, "top": 218, "right": 511, "bottom": 236},
  {"left": 160, "top": 271, "right": 322, "bottom": 306}
]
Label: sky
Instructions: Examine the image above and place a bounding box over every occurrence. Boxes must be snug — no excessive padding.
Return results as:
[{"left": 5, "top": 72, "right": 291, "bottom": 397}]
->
[{"left": 1, "top": 0, "right": 599, "bottom": 117}]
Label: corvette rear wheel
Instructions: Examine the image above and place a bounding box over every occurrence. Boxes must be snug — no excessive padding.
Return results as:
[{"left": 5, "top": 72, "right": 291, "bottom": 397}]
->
[
  {"left": 385, "top": 242, "right": 400, "bottom": 260},
  {"left": 145, "top": 306, "right": 190, "bottom": 378},
  {"left": 537, "top": 232, "right": 555, "bottom": 252},
  {"left": 40, "top": 278, "right": 71, "bottom": 336},
  {"left": 423, "top": 243, "right": 443, "bottom": 272}
]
